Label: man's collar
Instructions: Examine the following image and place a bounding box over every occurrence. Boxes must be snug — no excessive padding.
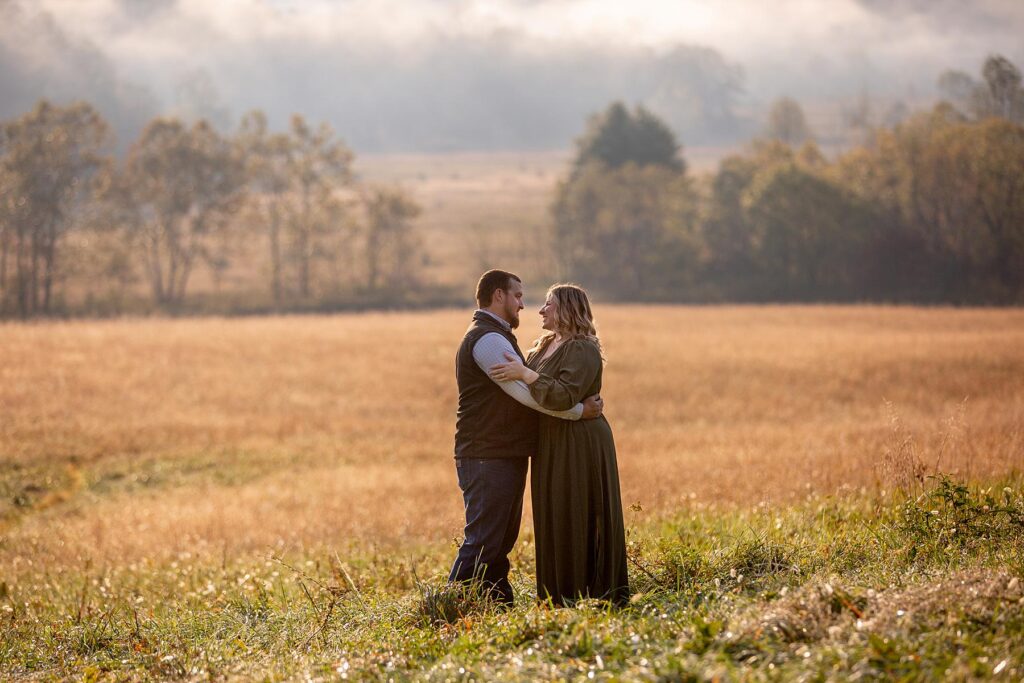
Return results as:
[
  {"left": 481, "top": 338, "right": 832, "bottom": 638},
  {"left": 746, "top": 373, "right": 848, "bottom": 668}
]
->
[{"left": 474, "top": 308, "right": 512, "bottom": 331}]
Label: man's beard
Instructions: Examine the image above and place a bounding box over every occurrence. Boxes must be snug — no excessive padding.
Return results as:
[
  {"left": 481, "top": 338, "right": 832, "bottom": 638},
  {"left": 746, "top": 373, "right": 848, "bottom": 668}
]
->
[{"left": 507, "top": 306, "right": 520, "bottom": 329}]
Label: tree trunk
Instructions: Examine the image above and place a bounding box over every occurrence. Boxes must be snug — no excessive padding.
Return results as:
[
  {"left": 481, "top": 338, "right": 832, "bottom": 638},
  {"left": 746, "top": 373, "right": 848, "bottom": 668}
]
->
[
  {"left": 41, "top": 217, "right": 58, "bottom": 314},
  {"left": 299, "top": 189, "right": 312, "bottom": 298},
  {"left": 15, "top": 226, "right": 30, "bottom": 318},
  {"left": 296, "top": 182, "right": 315, "bottom": 298},
  {"left": 269, "top": 201, "right": 282, "bottom": 305},
  {"left": 166, "top": 227, "right": 180, "bottom": 310},
  {"left": 174, "top": 258, "right": 192, "bottom": 306},
  {"left": 0, "top": 223, "right": 8, "bottom": 308},
  {"left": 145, "top": 225, "right": 166, "bottom": 307},
  {"left": 172, "top": 216, "right": 201, "bottom": 308},
  {"left": 174, "top": 239, "right": 195, "bottom": 307},
  {"left": 29, "top": 227, "right": 41, "bottom": 316},
  {"left": 366, "top": 227, "right": 380, "bottom": 291}
]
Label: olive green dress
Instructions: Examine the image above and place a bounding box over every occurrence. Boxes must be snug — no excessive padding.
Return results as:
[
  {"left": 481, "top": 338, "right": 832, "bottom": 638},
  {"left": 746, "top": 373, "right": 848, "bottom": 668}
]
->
[{"left": 528, "top": 337, "right": 630, "bottom": 607}]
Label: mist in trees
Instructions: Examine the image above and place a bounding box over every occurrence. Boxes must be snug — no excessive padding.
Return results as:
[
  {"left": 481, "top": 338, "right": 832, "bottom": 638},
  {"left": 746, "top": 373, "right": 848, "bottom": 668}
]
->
[
  {"left": 114, "top": 119, "right": 245, "bottom": 309},
  {"left": 835, "top": 110, "right": 1024, "bottom": 300},
  {"left": 2, "top": 54, "right": 1023, "bottom": 317},
  {"left": 273, "top": 115, "right": 353, "bottom": 301},
  {"left": 765, "top": 97, "right": 813, "bottom": 146},
  {"left": 0, "top": 101, "right": 425, "bottom": 317},
  {"left": 7, "top": 0, "right": 1024, "bottom": 156},
  {"left": 0, "top": 101, "right": 110, "bottom": 316},
  {"left": 554, "top": 102, "right": 700, "bottom": 300},
  {"left": 362, "top": 188, "right": 424, "bottom": 297},
  {"left": 0, "top": 1, "right": 157, "bottom": 153},
  {"left": 572, "top": 102, "right": 686, "bottom": 175},
  {"left": 552, "top": 56, "right": 1024, "bottom": 305},
  {"left": 0, "top": 0, "right": 749, "bottom": 153},
  {"left": 939, "top": 55, "right": 1024, "bottom": 124}
]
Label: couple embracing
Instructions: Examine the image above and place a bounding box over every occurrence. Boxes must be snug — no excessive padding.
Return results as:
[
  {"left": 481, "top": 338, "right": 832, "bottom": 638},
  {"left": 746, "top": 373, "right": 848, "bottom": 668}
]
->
[{"left": 448, "top": 269, "right": 630, "bottom": 608}]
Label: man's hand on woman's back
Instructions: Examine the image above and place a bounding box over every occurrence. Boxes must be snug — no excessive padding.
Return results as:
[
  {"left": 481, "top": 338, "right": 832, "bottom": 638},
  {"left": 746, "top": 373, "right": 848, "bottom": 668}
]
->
[{"left": 582, "top": 394, "right": 604, "bottom": 419}]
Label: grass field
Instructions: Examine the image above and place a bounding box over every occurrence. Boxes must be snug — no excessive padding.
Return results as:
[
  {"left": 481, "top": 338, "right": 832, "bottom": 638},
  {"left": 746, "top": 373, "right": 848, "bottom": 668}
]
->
[
  {"left": 356, "top": 150, "right": 570, "bottom": 289},
  {"left": 2, "top": 305, "right": 1024, "bottom": 679}
]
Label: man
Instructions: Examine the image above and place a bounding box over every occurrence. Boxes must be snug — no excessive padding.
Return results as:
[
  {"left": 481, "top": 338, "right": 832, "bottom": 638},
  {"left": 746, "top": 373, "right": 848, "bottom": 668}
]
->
[{"left": 448, "top": 269, "right": 603, "bottom": 605}]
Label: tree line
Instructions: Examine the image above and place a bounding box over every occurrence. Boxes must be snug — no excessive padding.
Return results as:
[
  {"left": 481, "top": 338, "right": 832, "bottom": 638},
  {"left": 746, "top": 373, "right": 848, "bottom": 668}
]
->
[
  {"left": 2, "top": 54, "right": 1022, "bottom": 318},
  {"left": 554, "top": 55, "right": 1024, "bottom": 304},
  {"left": 0, "top": 106, "right": 424, "bottom": 317}
]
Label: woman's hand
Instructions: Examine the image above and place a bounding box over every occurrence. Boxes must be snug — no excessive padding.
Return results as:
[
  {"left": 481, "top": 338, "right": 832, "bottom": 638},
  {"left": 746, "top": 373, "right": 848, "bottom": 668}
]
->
[{"left": 489, "top": 352, "right": 538, "bottom": 383}]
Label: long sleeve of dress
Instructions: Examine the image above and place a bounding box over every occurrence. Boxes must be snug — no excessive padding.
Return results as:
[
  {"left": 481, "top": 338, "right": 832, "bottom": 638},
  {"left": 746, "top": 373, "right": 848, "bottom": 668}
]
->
[
  {"left": 473, "top": 333, "right": 584, "bottom": 420},
  {"left": 528, "top": 340, "right": 602, "bottom": 411}
]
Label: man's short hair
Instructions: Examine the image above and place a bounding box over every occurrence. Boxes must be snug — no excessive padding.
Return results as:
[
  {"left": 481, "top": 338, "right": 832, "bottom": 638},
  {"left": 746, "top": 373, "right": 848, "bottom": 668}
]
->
[{"left": 476, "top": 269, "right": 521, "bottom": 308}]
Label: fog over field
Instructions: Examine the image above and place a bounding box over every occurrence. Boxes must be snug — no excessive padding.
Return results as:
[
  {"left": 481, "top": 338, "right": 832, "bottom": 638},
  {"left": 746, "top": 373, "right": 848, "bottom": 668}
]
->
[{"left": 2, "top": 0, "right": 1023, "bottom": 151}]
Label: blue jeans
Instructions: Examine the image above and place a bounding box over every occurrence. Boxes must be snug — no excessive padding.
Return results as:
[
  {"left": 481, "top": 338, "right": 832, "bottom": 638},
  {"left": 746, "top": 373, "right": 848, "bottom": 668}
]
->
[{"left": 448, "top": 457, "right": 529, "bottom": 605}]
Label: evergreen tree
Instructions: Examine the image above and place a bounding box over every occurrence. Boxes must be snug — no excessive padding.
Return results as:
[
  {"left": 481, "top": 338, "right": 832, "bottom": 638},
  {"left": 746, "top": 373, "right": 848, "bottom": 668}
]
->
[{"left": 572, "top": 102, "right": 684, "bottom": 175}]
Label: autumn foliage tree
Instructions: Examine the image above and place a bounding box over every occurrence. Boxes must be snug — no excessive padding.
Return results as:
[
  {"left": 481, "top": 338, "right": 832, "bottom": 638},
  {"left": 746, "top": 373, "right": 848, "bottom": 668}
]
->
[
  {"left": 834, "top": 109, "right": 1024, "bottom": 300},
  {"left": 554, "top": 102, "right": 699, "bottom": 300},
  {"left": 362, "top": 187, "right": 423, "bottom": 295},
  {"left": 554, "top": 163, "right": 699, "bottom": 300},
  {"left": 2, "top": 54, "right": 1023, "bottom": 317},
  {"left": 743, "top": 161, "right": 875, "bottom": 300},
  {"left": 0, "top": 100, "right": 109, "bottom": 316},
  {"left": 938, "top": 54, "right": 1024, "bottom": 124},
  {"left": 765, "top": 97, "right": 813, "bottom": 145},
  {"left": 283, "top": 115, "right": 353, "bottom": 299},
  {"left": 118, "top": 118, "right": 245, "bottom": 309},
  {"left": 237, "top": 110, "right": 293, "bottom": 305}
]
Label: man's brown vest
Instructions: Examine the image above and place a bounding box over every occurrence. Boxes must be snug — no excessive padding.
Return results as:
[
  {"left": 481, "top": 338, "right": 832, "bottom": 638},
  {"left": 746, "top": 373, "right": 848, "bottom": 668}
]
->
[{"left": 454, "top": 311, "right": 539, "bottom": 459}]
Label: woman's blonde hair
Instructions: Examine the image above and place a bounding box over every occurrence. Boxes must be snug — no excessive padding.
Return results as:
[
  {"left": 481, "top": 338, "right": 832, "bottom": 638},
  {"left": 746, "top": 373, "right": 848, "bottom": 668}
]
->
[{"left": 530, "top": 283, "right": 603, "bottom": 357}]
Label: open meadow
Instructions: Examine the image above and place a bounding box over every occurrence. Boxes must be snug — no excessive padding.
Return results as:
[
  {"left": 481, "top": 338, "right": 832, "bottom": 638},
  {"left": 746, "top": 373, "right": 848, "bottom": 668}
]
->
[
  {"left": 2, "top": 305, "right": 1024, "bottom": 679},
  {"left": 4, "top": 1, "right": 1024, "bottom": 678}
]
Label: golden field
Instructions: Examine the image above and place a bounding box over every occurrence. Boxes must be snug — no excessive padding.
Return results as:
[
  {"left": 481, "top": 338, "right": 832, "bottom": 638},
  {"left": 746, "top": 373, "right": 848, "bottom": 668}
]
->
[
  {"left": 2, "top": 305, "right": 1023, "bottom": 575},
  {"left": 357, "top": 151, "right": 571, "bottom": 288}
]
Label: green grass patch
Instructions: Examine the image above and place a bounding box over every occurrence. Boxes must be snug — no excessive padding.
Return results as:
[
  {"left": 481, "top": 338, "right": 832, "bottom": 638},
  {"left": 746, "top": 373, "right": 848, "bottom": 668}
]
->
[
  {"left": 2, "top": 474, "right": 1023, "bottom": 680},
  {"left": 0, "top": 448, "right": 307, "bottom": 531}
]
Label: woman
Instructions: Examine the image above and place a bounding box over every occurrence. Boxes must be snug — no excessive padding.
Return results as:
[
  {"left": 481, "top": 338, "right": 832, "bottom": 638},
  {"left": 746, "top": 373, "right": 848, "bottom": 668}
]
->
[{"left": 489, "top": 284, "right": 629, "bottom": 606}]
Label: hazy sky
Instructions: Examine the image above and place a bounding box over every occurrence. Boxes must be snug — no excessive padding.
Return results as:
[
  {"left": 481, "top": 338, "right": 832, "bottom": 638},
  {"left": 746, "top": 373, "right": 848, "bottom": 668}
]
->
[{"left": 4, "top": 0, "right": 1023, "bottom": 151}]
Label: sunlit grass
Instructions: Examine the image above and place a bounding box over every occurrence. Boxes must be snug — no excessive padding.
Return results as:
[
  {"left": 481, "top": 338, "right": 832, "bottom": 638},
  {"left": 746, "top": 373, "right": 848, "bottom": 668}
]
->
[
  {"left": 2, "top": 306, "right": 1022, "bottom": 566},
  {"left": 2, "top": 476, "right": 1023, "bottom": 679},
  {"left": 1, "top": 305, "right": 1023, "bottom": 678}
]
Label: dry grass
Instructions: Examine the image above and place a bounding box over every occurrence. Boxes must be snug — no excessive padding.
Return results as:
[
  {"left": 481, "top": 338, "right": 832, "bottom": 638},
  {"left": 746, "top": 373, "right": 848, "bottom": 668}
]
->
[
  {"left": 2, "top": 305, "right": 1023, "bottom": 574},
  {"left": 355, "top": 148, "right": 735, "bottom": 287},
  {"left": 736, "top": 569, "right": 1024, "bottom": 646},
  {"left": 357, "top": 151, "right": 572, "bottom": 287}
]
